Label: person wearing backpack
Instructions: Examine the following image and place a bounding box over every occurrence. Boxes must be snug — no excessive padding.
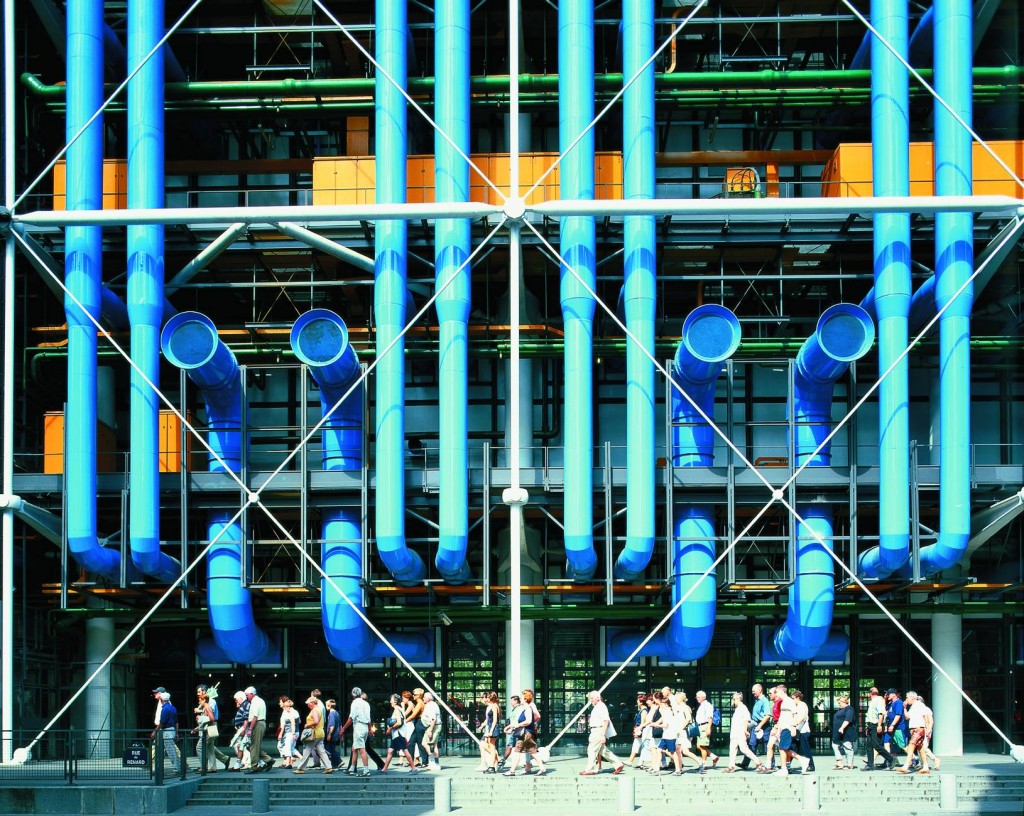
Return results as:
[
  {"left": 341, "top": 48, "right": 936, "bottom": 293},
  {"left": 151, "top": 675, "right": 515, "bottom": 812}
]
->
[{"left": 694, "top": 690, "right": 720, "bottom": 773}]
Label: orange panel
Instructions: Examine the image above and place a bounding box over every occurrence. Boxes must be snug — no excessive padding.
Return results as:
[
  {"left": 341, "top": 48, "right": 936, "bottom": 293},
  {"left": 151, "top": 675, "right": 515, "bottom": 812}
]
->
[
  {"left": 43, "top": 411, "right": 117, "bottom": 474},
  {"left": 820, "top": 141, "right": 1024, "bottom": 198},
  {"left": 53, "top": 159, "right": 128, "bottom": 210},
  {"left": 765, "top": 163, "right": 780, "bottom": 198},
  {"left": 158, "top": 409, "right": 194, "bottom": 473}
]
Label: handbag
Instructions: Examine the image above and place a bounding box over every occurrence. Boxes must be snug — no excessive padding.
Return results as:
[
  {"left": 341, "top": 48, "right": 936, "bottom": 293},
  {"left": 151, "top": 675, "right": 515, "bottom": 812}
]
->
[
  {"left": 686, "top": 722, "right": 700, "bottom": 740},
  {"left": 300, "top": 727, "right": 315, "bottom": 743},
  {"left": 206, "top": 723, "right": 220, "bottom": 738}
]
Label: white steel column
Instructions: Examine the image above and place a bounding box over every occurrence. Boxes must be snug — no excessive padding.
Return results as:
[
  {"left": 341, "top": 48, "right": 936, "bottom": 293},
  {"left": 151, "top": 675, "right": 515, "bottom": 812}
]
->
[
  {"left": 931, "top": 612, "right": 964, "bottom": 755},
  {"left": 85, "top": 615, "right": 114, "bottom": 755},
  {"left": 3, "top": 0, "right": 17, "bottom": 764}
]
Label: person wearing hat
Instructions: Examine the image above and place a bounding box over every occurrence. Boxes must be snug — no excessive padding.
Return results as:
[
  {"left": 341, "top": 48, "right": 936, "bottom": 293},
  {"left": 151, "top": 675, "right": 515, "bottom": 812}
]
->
[
  {"left": 153, "top": 691, "right": 181, "bottom": 774},
  {"left": 862, "top": 687, "right": 894, "bottom": 771},
  {"left": 884, "top": 689, "right": 909, "bottom": 753},
  {"left": 194, "top": 686, "right": 230, "bottom": 772}
]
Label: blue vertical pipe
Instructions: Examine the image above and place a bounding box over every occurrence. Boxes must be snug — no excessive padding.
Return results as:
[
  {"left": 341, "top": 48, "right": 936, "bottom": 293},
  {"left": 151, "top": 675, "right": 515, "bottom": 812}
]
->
[
  {"left": 160, "top": 312, "right": 272, "bottom": 664},
  {"left": 558, "top": 0, "right": 598, "bottom": 581},
  {"left": 857, "top": 0, "right": 913, "bottom": 579},
  {"left": 291, "top": 310, "right": 432, "bottom": 663},
  {"left": 64, "top": 0, "right": 119, "bottom": 579},
  {"left": 126, "top": 0, "right": 179, "bottom": 583},
  {"left": 613, "top": 0, "right": 657, "bottom": 582},
  {"left": 763, "top": 304, "right": 873, "bottom": 662},
  {"left": 432, "top": 0, "right": 472, "bottom": 584},
  {"left": 374, "top": 0, "right": 426, "bottom": 585},
  {"left": 607, "top": 305, "right": 740, "bottom": 663},
  {"left": 906, "top": 0, "right": 974, "bottom": 577}
]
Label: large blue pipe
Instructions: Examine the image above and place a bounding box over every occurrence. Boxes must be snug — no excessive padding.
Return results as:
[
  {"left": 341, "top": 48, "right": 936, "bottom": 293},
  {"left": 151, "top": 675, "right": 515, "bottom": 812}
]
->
[
  {"left": 161, "top": 312, "right": 272, "bottom": 664},
  {"left": 607, "top": 305, "right": 740, "bottom": 663},
  {"left": 903, "top": 0, "right": 974, "bottom": 577},
  {"left": 857, "top": 0, "right": 913, "bottom": 579},
  {"left": 126, "top": 0, "right": 179, "bottom": 583},
  {"left": 559, "top": 0, "right": 598, "bottom": 581},
  {"left": 613, "top": 0, "right": 657, "bottom": 582},
  {"left": 764, "top": 305, "right": 873, "bottom": 661},
  {"left": 374, "top": 0, "right": 426, "bottom": 586},
  {"left": 291, "top": 310, "right": 432, "bottom": 663},
  {"left": 64, "top": 0, "right": 119, "bottom": 580},
  {"left": 432, "top": 0, "right": 472, "bottom": 584}
]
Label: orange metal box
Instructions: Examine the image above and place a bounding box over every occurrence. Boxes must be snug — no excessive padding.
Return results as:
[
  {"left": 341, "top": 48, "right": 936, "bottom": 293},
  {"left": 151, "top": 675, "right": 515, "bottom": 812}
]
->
[
  {"left": 821, "top": 141, "right": 1024, "bottom": 198},
  {"left": 43, "top": 411, "right": 118, "bottom": 474},
  {"left": 52, "top": 159, "right": 128, "bottom": 210}
]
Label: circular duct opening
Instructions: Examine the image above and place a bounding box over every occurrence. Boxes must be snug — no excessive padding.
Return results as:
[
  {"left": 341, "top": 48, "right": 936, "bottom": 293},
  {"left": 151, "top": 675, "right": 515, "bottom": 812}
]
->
[
  {"left": 292, "top": 311, "right": 348, "bottom": 366},
  {"left": 162, "top": 314, "right": 217, "bottom": 369},
  {"left": 682, "top": 305, "right": 741, "bottom": 362},
  {"left": 817, "top": 304, "right": 874, "bottom": 362}
]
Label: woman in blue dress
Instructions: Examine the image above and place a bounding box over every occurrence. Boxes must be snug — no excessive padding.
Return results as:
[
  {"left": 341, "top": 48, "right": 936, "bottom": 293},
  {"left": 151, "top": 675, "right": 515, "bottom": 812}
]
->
[{"left": 479, "top": 691, "right": 501, "bottom": 773}]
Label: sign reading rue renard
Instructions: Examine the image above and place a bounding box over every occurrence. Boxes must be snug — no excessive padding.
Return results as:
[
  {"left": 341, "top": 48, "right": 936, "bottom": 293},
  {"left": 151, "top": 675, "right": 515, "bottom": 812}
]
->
[{"left": 122, "top": 740, "right": 148, "bottom": 767}]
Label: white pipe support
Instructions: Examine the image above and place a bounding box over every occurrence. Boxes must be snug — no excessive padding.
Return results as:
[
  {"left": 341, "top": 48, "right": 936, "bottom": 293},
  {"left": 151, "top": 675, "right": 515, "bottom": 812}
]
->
[
  {"left": 3, "top": 0, "right": 15, "bottom": 765},
  {"left": 15, "top": 201, "right": 502, "bottom": 227},
  {"left": 166, "top": 222, "right": 248, "bottom": 294},
  {"left": 273, "top": 221, "right": 375, "bottom": 272}
]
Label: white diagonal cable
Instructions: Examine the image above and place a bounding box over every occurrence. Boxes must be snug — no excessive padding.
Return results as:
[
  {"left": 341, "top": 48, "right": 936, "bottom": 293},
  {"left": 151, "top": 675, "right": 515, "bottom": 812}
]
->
[
  {"left": 523, "top": 219, "right": 779, "bottom": 496},
  {"left": 238, "top": 217, "right": 507, "bottom": 493},
  {"left": 840, "top": 0, "right": 1024, "bottom": 192},
  {"left": 251, "top": 497, "right": 483, "bottom": 747},
  {"left": 311, "top": 0, "right": 505, "bottom": 204},
  {"left": 522, "top": 0, "right": 709, "bottom": 202},
  {"left": 780, "top": 216, "right": 1023, "bottom": 494},
  {"left": 11, "top": 229, "right": 248, "bottom": 494},
  {"left": 17, "top": 503, "right": 246, "bottom": 757},
  {"left": 12, "top": 0, "right": 206, "bottom": 211},
  {"left": 778, "top": 498, "right": 1019, "bottom": 751},
  {"left": 544, "top": 498, "right": 780, "bottom": 751}
]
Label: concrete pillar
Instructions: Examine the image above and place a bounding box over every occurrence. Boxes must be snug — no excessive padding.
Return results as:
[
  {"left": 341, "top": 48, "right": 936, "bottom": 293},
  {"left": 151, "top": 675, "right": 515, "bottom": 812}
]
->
[
  {"left": 252, "top": 778, "right": 269, "bottom": 813},
  {"left": 801, "top": 774, "right": 820, "bottom": 811},
  {"left": 85, "top": 612, "right": 114, "bottom": 757},
  {"left": 617, "top": 775, "right": 635, "bottom": 813},
  {"left": 939, "top": 774, "right": 958, "bottom": 809},
  {"left": 434, "top": 776, "right": 452, "bottom": 814},
  {"left": 931, "top": 613, "right": 963, "bottom": 755}
]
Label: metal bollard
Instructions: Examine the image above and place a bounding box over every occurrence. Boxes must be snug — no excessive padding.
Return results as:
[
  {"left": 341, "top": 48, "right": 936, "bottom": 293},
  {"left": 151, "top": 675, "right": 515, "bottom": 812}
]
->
[
  {"left": 434, "top": 776, "right": 452, "bottom": 815},
  {"left": 801, "top": 774, "right": 819, "bottom": 811},
  {"left": 618, "top": 775, "right": 635, "bottom": 813},
  {"left": 939, "top": 773, "right": 957, "bottom": 810},
  {"left": 252, "top": 777, "right": 270, "bottom": 814}
]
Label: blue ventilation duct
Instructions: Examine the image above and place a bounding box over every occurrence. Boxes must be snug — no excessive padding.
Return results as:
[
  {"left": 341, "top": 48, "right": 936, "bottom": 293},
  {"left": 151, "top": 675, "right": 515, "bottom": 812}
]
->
[
  {"left": 559, "top": 0, "right": 598, "bottom": 581},
  {"left": 126, "top": 0, "right": 179, "bottom": 583},
  {"left": 432, "top": 0, "right": 472, "bottom": 584},
  {"left": 161, "top": 312, "right": 272, "bottom": 664},
  {"left": 763, "top": 304, "right": 873, "bottom": 662},
  {"left": 291, "top": 310, "right": 432, "bottom": 663},
  {"left": 898, "top": 0, "right": 974, "bottom": 578},
  {"left": 857, "top": 0, "right": 913, "bottom": 579},
  {"left": 607, "top": 305, "right": 740, "bottom": 664},
  {"left": 613, "top": 0, "right": 657, "bottom": 582},
  {"left": 374, "top": 0, "right": 426, "bottom": 586},
  {"left": 64, "top": 0, "right": 119, "bottom": 580}
]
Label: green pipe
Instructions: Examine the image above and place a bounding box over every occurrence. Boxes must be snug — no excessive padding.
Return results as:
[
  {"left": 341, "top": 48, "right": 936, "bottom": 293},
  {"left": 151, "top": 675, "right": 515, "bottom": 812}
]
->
[{"left": 21, "top": 66, "right": 1022, "bottom": 100}]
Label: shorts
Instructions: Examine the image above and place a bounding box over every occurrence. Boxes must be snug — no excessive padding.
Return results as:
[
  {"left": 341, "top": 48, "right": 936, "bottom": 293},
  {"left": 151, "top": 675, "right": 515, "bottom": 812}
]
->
[
  {"left": 778, "top": 730, "right": 794, "bottom": 751},
  {"left": 390, "top": 734, "right": 408, "bottom": 751},
  {"left": 352, "top": 722, "right": 369, "bottom": 750},
  {"left": 658, "top": 739, "right": 676, "bottom": 753},
  {"left": 424, "top": 724, "right": 439, "bottom": 745},
  {"left": 697, "top": 734, "right": 710, "bottom": 748},
  {"left": 893, "top": 730, "right": 907, "bottom": 749},
  {"left": 909, "top": 728, "right": 925, "bottom": 749},
  {"left": 515, "top": 733, "right": 537, "bottom": 753}
]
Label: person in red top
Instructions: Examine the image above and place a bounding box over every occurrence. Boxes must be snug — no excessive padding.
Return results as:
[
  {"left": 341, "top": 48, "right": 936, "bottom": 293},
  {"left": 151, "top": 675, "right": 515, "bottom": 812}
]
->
[{"left": 758, "top": 687, "right": 783, "bottom": 773}]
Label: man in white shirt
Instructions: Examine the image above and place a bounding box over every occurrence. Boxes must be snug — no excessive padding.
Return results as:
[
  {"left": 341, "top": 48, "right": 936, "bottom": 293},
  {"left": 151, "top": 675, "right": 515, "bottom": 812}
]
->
[
  {"left": 243, "top": 686, "right": 275, "bottom": 773},
  {"left": 344, "top": 686, "right": 373, "bottom": 777},
  {"left": 421, "top": 692, "right": 442, "bottom": 770},
  {"left": 694, "top": 690, "right": 720, "bottom": 773},
  {"left": 862, "top": 686, "right": 894, "bottom": 771},
  {"left": 579, "top": 691, "right": 624, "bottom": 776},
  {"left": 772, "top": 685, "right": 810, "bottom": 776},
  {"left": 725, "top": 691, "right": 762, "bottom": 772},
  {"left": 896, "top": 691, "right": 936, "bottom": 774}
]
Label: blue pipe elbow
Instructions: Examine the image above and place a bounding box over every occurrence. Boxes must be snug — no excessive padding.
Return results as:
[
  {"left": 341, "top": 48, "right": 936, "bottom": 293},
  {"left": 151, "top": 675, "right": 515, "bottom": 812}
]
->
[
  {"left": 207, "top": 514, "right": 274, "bottom": 665},
  {"left": 612, "top": 0, "right": 657, "bottom": 583},
  {"left": 558, "top": 0, "right": 598, "bottom": 582},
  {"left": 762, "top": 628, "right": 850, "bottom": 663}
]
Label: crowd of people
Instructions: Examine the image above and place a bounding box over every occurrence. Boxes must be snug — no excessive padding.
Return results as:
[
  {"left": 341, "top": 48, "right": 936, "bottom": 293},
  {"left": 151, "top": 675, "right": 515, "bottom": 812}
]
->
[{"left": 148, "top": 680, "right": 940, "bottom": 779}]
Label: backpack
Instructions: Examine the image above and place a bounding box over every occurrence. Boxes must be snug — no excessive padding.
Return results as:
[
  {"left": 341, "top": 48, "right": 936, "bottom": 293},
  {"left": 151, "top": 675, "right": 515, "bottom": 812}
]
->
[{"left": 711, "top": 706, "right": 721, "bottom": 727}]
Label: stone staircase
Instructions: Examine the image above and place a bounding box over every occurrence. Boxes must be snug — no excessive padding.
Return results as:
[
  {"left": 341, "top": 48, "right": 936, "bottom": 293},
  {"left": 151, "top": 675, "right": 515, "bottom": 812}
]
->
[{"left": 185, "top": 772, "right": 434, "bottom": 808}]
